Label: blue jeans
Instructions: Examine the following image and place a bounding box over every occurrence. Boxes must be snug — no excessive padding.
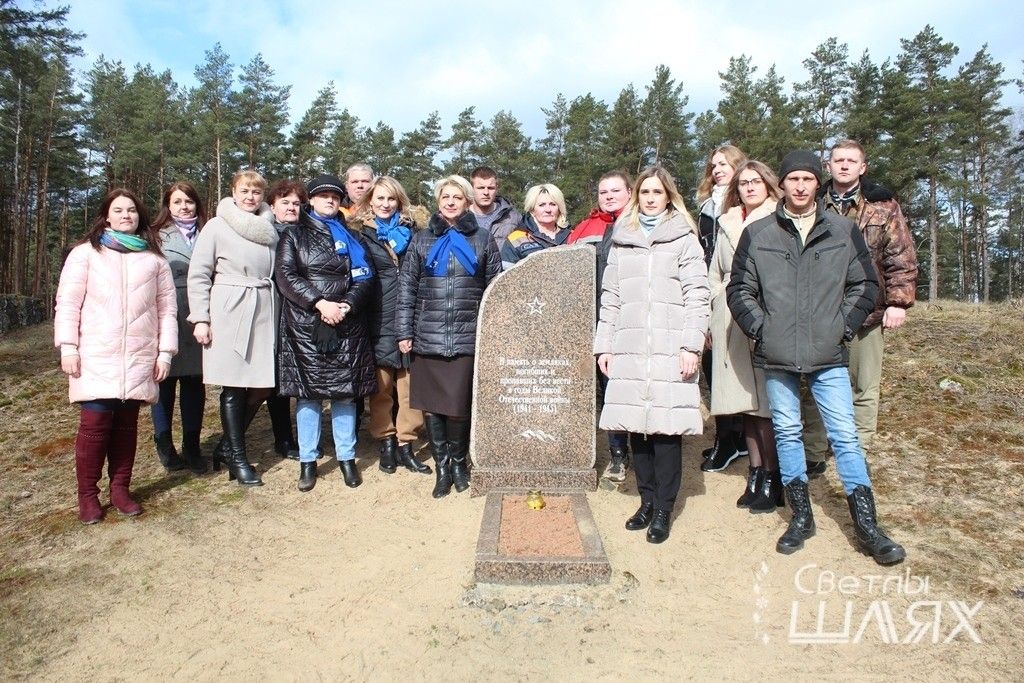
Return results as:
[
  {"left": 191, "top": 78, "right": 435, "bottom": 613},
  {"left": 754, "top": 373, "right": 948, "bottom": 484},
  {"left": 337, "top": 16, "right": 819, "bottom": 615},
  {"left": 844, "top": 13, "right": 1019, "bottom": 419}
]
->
[
  {"left": 764, "top": 367, "right": 871, "bottom": 495},
  {"left": 296, "top": 399, "right": 357, "bottom": 464}
]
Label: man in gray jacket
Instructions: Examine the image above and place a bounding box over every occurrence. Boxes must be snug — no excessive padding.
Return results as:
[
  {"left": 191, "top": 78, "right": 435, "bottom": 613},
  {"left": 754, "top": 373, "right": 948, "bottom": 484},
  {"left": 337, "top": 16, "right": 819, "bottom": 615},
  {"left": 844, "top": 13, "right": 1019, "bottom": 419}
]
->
[
  {"left": 470, "top": 166, "right": 522, "bottom": 251},
  {"left": 727, "top": 150, "right": 905, "bottom": 565}
]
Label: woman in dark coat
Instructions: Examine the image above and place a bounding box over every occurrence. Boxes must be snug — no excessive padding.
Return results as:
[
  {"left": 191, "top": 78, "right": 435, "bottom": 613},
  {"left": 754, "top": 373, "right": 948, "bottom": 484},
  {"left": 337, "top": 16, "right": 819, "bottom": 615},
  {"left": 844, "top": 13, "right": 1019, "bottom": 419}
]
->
[
  {"left": 350, "top": 176, "right": 431, "bottom": 476},
  {"left": 397, "top": 175, "right": 501, "bottom": 498},
  {"left": 150, "top": 181, "right": 207, "bottom": 473},
  {"left": 275, "top": 174, "right": 377, "bottom": 491}
]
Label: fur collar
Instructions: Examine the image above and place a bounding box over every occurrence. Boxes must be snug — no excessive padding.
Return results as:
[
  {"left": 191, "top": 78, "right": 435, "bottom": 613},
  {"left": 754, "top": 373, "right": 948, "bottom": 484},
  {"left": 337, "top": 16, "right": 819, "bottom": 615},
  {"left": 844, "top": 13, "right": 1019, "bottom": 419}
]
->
[
  {"left": 429, "top": 210, "right": 478, "bottom": 236},
  {"left": 717, "top": 200, "right": 777, "bottom": 249},
  {"left": 819, "top": 177, "right": 894, "bottom": 203},
  {"left": 215, "top": 196, "right": 276, "bottom": 246}
]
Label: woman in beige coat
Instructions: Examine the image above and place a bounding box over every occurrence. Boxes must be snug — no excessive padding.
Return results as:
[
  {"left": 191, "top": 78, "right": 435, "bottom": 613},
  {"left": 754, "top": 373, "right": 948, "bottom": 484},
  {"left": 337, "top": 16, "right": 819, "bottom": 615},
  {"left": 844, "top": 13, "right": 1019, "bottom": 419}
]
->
[
  {"left": 187, "top": 170, "right": 278, "bottom": 486},
  {"left": 595, "top": 166, "right": 710, "bottom": 544},
  {"left": 710, "top": 159, "right": 783, "bottom": 512}
]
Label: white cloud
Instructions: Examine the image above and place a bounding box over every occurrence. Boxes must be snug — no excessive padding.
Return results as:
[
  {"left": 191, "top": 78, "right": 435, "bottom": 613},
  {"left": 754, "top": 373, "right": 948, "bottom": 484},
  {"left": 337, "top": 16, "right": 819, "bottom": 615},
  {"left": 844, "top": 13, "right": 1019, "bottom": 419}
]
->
[{"left": 66, "top": 0, "right": 1024, "bottom": 141}]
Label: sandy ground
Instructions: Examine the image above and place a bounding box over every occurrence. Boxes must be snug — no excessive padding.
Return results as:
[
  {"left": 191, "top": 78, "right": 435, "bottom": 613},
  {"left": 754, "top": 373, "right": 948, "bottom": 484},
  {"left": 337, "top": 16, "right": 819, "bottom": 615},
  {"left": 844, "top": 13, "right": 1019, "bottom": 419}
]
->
[{"left": 5, "top": 413, "right": 1017, "bottom": 682}]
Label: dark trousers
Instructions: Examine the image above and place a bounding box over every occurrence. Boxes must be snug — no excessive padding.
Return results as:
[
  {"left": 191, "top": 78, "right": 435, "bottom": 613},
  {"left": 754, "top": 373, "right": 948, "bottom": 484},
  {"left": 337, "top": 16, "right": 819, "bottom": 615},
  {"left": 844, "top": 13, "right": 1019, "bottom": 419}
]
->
[
  {"left": 266, "top": 393, "right": 293, "bottom": 443},
  {"left": 629, "top": 433, "right": 682, "bottom": 512},
  {"left": 152, "top": 375, "right": 205, "bottom": 434}
]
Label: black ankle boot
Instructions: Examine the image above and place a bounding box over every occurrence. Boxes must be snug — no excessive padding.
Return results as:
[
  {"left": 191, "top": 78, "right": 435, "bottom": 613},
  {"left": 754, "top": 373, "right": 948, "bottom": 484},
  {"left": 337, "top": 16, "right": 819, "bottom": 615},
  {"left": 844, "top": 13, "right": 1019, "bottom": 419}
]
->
[
  {"left": 447, "top": 418, "right": 471, "bottom": 493},
  {"left": 378, "top": 436, "right": 398, "bottom": 474},
  {"left": 424, "top": 413, "right": 452, "bottom": 498},
  {"left": 298, "top": 461, "right": 317, "bottom": 492},
  {"left": 701, "top": 434, "right": 719, "bottom": 460},
  {"left": 274, "top": 438, "right": 300, "bottom": 460},
  {"left": 701, "top": 431, "right": 746, "bottom": 472},
  {"left": 154, "top": 431, "right": 186, "bottom": 471},
  {"left": 847, "top": 485, "right": 906, "bottom": 565},
  {"left": 736, "top": 467, "right": 763, "bottom": 508},
  {"left": 220, "top": 388, "right": 263, "bottom": 487},
  {"left": 625, "top": 502, "right": 654, "bottom": 530},
  {"left": 749, "top": 469, "right": 784, "bottom": 513},
  {"left": 776, "top": 481, "right": 814, "bottom": 554},
  {"left": 646, "top": 509, "right": 672, "bottom": 544},
  {"left": 181, "top": 430, "right": 207, "bottom": 474},
  {"left": 397, "top": 443, "right": 431, "bottom": 474},
  {"left": 339, "top": 459, "right": 362, "bottom": 488}
]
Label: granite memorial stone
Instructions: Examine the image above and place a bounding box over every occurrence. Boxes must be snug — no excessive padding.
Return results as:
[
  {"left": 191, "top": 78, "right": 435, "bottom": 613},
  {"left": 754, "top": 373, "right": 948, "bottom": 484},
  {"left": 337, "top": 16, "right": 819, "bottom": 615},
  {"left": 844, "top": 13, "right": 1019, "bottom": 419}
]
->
[{"left": 470, "top": 244, "right": 597, "bottom": 495}]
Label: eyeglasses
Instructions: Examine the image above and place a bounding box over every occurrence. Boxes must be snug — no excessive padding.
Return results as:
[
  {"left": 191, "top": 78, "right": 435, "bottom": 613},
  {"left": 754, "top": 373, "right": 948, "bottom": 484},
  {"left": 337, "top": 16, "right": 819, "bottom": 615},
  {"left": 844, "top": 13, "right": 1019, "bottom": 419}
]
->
[{"left": 738, "top": 178, "right": 764, "bottom": 188}]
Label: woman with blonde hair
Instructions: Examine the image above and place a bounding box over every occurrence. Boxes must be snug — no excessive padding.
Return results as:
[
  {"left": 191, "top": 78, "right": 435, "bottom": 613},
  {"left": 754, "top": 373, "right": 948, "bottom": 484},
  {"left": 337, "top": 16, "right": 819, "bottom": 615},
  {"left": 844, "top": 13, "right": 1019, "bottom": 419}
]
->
[
  {"left": 350, "top": 176, "right": 432, "bottom": 476},
  {"left": 397, "top": 175, "right": 501, "bottom": 498},
  {"left": 710, "top": 159, "right": 784, "bottom": 512},
  {"left": 499, "top": 183, "right": 570, "bottom": 269},
  {"left": 187, "top": 169, "right": 278, "bottom": 487},
  {"left": 595, "top": 166, "right": 710, "bottom": 543},
  {"left": 696, "top": 144, "right": 749, "bottom": 472}
]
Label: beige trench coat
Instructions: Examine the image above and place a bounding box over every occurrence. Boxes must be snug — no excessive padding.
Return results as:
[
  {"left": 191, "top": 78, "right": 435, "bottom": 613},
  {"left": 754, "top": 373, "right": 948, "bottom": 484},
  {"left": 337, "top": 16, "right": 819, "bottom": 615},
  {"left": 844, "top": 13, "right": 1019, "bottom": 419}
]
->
[
  {"left": 594, "top": 211, "right": 710, "bottom": 435},
  {"left": 708, "top": 200, "right": 775, "bottom": 417},
  {"left": 187, "top": 197, "right": 278, "bottom": 388}
]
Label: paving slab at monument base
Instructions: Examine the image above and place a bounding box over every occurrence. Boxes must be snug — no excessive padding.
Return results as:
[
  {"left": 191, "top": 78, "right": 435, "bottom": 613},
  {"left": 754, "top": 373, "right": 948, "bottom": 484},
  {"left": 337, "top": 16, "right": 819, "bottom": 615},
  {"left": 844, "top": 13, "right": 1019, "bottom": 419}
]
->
[
  {"left": 470, "top": 467, "right": 597, "bottom": 497},
  {"left": 474, "top": 490, "right": 610, "bottom": 585}
]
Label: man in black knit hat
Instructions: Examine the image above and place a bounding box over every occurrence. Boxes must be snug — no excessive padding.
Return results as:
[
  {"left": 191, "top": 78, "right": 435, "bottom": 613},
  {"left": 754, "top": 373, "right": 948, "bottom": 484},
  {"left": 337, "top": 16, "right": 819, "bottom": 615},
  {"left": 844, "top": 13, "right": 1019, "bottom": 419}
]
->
[{"left": 727, "top": 150, "right": 905, "bottom": 565}]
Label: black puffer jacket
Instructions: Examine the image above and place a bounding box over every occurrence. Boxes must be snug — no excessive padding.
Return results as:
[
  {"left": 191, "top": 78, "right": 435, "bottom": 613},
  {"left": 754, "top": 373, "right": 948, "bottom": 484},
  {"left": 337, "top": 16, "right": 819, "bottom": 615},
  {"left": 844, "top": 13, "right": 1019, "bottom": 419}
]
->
[
  {"left": 275, "top": 211, "right": 378, "bottom": 399},
  {"left": 396, "top": 211, "right": 501, "bottom": 357},
  {"left": 358, "top": 218, "right": 417, "bottom": 369},
  {"left": 726, "top": 203, "right": 878, "bottom": 373}
]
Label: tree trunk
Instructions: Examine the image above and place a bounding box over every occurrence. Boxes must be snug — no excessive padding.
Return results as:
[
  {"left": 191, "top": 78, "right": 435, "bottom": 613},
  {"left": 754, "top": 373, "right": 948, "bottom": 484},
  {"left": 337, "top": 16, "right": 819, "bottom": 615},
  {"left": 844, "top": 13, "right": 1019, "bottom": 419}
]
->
[
  {"left": 33, "top": 77, "right": 59, "bottom": 297},
  {"left": 928, "top": 175, "right": 939, "bottom": 300}
]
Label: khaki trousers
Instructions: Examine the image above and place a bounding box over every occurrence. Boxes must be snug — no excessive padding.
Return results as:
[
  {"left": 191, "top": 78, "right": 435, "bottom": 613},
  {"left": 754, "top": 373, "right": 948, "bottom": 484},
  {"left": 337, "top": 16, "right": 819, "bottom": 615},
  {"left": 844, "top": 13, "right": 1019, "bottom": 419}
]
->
[
  {"left": 803, "top": 324, "right": 884, "bottom": 459},
  {"left": 367, "top": 366, "right": 423, "bottom": 444}
]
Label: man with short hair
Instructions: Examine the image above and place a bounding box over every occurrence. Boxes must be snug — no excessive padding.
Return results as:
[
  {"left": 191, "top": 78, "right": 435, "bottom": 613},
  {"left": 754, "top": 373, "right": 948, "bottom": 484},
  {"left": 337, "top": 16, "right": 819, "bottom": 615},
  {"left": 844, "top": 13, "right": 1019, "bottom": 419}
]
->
[
  {"left": 728, "top": 150, "right": 905, "bottom": 565},
  {"left": 340, "top": 163, "right": 374, "bottom": 218},
  {"left": 469, "top": 166, "right": 522, "bottom": 250},
  {"left": 803, "top": 140, "right": 918, "bottom": 474}
]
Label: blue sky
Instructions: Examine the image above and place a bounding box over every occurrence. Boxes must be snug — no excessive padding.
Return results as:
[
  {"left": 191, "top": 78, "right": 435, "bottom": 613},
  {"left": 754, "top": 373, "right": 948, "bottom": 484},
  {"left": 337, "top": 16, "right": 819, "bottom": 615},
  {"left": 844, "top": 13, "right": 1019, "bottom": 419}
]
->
[{"left": 65, "top": 0, "right": 1024, "bottom": 138}]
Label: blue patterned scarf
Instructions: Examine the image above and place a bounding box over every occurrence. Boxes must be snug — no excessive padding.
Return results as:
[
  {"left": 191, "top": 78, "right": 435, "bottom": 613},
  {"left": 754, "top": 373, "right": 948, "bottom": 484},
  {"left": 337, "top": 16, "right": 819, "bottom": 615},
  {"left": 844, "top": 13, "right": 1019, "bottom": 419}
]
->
[
  {"left": 425, "top": 228, "right": 477, "bottom": 276},
  {"left": 374, "top": 213, "right": 412, "bottom": 257},
  {"left": 311, "top": 211, "right": 372, "bottom": 282}
]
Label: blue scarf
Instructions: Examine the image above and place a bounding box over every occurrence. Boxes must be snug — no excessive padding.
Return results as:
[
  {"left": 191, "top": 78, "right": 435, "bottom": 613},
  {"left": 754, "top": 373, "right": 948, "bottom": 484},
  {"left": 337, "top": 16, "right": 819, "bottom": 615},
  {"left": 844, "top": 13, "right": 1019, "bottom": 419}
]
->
[
  {"left": 311, "top": 211, "right": 372, "bottom": 282},
  {"left": 374, "top": 213, "right": 412, "bottom": 257},
  {"left": 425, "top": 228, "right": 477, "bottom": 277}
]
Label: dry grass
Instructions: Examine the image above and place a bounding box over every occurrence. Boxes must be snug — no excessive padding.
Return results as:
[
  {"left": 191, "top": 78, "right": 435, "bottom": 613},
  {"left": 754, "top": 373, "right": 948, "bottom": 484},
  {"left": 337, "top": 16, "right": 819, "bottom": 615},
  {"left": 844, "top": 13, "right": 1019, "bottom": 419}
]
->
[{"left": 0, "top": 301, "right": 1022, "bottom": 677}]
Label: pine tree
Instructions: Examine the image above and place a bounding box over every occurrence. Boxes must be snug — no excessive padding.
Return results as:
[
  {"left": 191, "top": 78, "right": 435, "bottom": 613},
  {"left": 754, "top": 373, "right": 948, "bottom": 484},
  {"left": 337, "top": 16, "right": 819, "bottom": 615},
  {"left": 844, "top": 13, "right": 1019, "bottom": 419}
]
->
[
  {"left": 560, "top": 93, "right": 610, "bottom": 220},
  {"left": 539, "top": 93, "right": 568, "bottom": 176},
  {"left": 477, "top": 110, "right": 533, "bottom": 207},
  {"left": 361, "top": 121, "right": 400, "bottom": 177},
  {"left": 897, "top": 25, "right": 959, "bottom": 300},
  {"left": 795, "top": 37, "right": 850, "bottom": 158},
  {"left": 232, "top": 54, "right": 290, "bottom": 178},
  {"left": 603, "top": 85, "right": 644, "bottom": 176},
  {"left": 640, "top": 65, "right": 696, "bottom": 189},
  {"left": 325, "top": 108, "right": 365, "bottom": 179},
  {"left": 193, "top": 43, "right": 236, "bottom": 202},
  {"left": 289, "top": 83, "right": 338, "bottom": 179},
  {"left": 443, "top": 106, "right": 482, "bottom": 176},
  {"left": 395, "top": 111, "right": 442, "bottom": 206}
]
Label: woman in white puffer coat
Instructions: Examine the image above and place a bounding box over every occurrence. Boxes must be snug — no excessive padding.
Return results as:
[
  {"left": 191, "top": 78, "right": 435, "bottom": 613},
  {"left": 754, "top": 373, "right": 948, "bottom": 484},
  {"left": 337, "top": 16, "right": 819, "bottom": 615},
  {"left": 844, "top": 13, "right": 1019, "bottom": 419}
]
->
[
  {"left": 55, "top": 188, "right": 178, "bottom": 524},
  {"left": 595, "top": 166, "right": 710, "bottom": 544}
]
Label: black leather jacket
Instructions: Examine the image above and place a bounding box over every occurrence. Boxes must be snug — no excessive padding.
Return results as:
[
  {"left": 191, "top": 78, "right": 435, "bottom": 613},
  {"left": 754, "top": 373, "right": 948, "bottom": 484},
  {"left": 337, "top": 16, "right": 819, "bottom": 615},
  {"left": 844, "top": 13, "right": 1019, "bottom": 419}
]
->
[{"left": 275, "top": 211, "right": 377, "bottom": 399}]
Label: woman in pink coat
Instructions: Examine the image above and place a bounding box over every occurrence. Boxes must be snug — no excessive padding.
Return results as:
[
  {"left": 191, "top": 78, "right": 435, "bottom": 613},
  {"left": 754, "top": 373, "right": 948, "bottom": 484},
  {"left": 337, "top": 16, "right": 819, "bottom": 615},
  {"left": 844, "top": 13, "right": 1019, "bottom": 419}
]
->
[{"left": 54, "top": 188, "right": 178, "bottom": 524}]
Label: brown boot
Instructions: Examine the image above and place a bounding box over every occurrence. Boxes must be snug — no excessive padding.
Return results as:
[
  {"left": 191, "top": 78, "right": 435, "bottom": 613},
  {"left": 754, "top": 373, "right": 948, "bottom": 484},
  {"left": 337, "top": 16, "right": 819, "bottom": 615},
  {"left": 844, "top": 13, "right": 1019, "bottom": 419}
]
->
[
  {"left": 108, "top": 404, "right": 142, "bottom": 516},
  {"left": 76, "top": 408, "right": 112, "bottom": 524}
]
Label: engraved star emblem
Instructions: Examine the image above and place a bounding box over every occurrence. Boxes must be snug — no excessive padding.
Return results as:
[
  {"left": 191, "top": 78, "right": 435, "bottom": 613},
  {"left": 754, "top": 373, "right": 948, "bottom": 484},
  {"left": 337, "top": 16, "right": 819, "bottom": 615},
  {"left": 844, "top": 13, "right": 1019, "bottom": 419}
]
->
[{"left": 527, "top": 296, "right": 545, "bottom": 315}]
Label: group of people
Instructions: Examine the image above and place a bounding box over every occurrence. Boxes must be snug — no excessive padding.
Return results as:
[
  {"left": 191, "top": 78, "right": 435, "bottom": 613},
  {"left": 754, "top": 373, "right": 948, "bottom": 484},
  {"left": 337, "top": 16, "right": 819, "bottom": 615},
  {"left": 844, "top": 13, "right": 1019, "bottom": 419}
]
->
[{"left": 55, "top": 138, "right": 916, "bottom": 564}]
